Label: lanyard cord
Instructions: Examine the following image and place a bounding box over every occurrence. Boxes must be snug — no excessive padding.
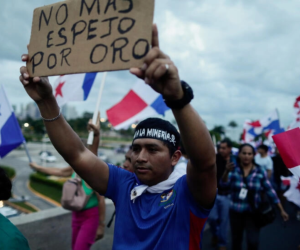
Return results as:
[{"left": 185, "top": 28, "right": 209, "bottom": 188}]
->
[{"left": 241, "top": 164, "right": 254, "bottom": 187}]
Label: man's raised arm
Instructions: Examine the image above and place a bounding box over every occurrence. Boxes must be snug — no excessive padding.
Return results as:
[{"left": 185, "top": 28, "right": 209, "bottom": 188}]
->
[
  {"left": 130, "top": 24, "right": 216, "bottom": 208},
  {"left": 19, "top": 57, "right": 109, "bottom": 194}
]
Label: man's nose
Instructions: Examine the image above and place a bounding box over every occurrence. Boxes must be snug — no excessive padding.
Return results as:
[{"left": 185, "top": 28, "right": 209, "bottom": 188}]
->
[{"left": 136, "top": 148, "right": 148, "bottom": 162}]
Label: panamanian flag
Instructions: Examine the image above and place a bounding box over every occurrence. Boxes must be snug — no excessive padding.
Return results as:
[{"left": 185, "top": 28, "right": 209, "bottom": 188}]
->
[
  {"left": 242, "top": 110, "right": 285, "bottom": 142},
  {"left": 0, "top": 85, "right": 25, "bottom": 158},
  {"left": 53, "top": 73, "right": 97, "bottom": 107},
  {"left": 273, "top": 128, "right": 300, "bottom": 178},
  {"left": 106, "top": 79, "right": 170, "bottom": 130}
]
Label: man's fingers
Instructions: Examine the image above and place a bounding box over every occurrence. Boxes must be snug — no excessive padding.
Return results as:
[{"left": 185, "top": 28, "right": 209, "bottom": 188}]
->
[
  {"left": 21, "top": 54, "right": 29, "bottom": 62},
  {"left": 151, "top": 24, "right": 159, "bottom": 48},
  {"left": 19, "top": 75, "right": 29, "bottom": 85},
  {"left": 144, "top": 58, "right": 171, "bottom": 83},
  {"left": 143, "top": 47, "right": 168, "bottom": 71},
  {"left": 130, "top": 68, "right": 145, "bottom": 79},
  {"left": 152, "top": 63, "right": 171, "bottom": 81},
  {"left": 20, "top": 66, "right": 29, "bottom": 77}
]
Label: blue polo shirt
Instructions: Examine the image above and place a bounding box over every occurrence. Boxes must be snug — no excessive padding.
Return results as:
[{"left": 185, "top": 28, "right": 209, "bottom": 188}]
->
[{"left": 105, "top": 164, "right": 211, "bottom": 250}]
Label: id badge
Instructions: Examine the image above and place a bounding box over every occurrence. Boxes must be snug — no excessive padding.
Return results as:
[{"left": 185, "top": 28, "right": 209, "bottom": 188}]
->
[{"left": 239, "top": 188, "right": 248, "bottom": 200}]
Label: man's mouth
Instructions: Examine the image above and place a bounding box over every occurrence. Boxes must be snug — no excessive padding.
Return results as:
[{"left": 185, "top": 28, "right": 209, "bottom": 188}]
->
[{"left": 135, "top": 166, "right": 151, "bottom": 174}]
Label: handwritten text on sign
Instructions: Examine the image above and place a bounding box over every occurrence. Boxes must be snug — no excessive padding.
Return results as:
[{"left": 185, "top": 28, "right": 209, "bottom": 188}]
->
[{"left": 27, "top": 0, "right": 154, "bottom": 77}]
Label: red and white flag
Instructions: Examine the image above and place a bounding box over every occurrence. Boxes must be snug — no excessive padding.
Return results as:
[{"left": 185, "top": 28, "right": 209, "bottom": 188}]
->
[
  {"left": 272, "top": 128, "right": 300, "bottom": 178},
  {"left": 288, "top": 96, "right": 300, "bottom": 129},
  {"left": 283, "top": 176, "right": 300, "bottom": 208},
  {"left": 106, "top": 80, "right": 170, "bottom": 130}
]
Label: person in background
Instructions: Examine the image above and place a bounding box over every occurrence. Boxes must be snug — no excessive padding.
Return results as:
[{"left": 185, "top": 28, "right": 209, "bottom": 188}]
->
[
  {"left": 221, "top": 143, "right": 289, "bottom": 250},
  {"left": 255, "top": 144, "right": 273, "bottom": 179},
  {"left": 208, "top": 138, "right": 235, "bottom": 250},
  {"left": 123, "top": 146, "right": 133, "bottom": 173},
  {"left": 272, "top": 147, "right": 292, "bottom": 203},
  {"left": 29, "top": 118, "right": 105, "bottom": 250},
  {"left": 0, "top": 167, "right": 30, "bottom": 249}
]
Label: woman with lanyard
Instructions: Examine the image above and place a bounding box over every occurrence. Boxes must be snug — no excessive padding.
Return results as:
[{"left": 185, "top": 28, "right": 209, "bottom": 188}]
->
[
  {"left": 30, "top": 115, "right": 105, "bottom": 250},
  {"left": 221, "top": 143, "right": 289, "bottom": 250}
]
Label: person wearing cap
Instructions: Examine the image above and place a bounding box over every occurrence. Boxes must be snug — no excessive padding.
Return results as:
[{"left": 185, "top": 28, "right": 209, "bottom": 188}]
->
[{"left": 19, "top": 24, "right": 216, "bottom": 249}]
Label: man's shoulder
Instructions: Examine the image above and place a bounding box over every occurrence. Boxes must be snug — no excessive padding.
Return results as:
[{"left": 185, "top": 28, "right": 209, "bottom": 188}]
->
[
  {"left": 254, "top": 154, "right": 260, "bottom": 159},
  {"left": 0, "top": 214, "right": 29, "bottom": 248}
]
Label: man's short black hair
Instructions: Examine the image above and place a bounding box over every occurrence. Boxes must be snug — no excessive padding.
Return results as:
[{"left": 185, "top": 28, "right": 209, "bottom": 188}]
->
[
  {"left": 258, "top": 144, "right": 269, "bottom": 153},
  {"left": 220, "top": 138, "right": 233, "bottom": 148}
]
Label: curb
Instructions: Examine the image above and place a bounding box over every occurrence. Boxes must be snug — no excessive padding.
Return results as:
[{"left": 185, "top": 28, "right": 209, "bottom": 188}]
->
[
  {"left": 27, "top": 181, "right": 61, "bottom": 207},
  {"left": 4, "top": 201, "right": 32, "bottom": 214}
]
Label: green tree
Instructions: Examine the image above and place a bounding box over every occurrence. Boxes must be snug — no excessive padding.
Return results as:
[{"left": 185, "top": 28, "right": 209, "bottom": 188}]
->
[
  {"left": 211, "top": 125, "right": 225, "bottom": 135},
  {"left": 228, "top": 120, "right": 238, "bottom": 128}
]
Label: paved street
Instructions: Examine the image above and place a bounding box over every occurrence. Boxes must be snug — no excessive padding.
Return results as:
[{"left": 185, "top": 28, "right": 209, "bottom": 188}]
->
[{"left": 202, "top": 201, "right": 299, "bottom": 250}]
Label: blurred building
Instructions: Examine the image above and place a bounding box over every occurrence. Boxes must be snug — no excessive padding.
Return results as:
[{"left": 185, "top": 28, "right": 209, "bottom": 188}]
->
[
  {"left": 17, "top": 102, "right": 40, "bottom": 120},
  {"left": 61, "top": 105, "right": 78, "bottom": 120}
]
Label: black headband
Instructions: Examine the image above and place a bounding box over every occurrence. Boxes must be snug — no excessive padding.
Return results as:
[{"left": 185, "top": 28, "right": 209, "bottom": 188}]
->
[{"left": 132, "top": 118, "right": 180, "bottom": 149}]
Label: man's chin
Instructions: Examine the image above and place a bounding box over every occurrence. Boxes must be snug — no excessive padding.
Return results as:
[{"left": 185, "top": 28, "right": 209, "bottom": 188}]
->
[{"left": 135, "top": 173, "right": 152, "bottom": 184}]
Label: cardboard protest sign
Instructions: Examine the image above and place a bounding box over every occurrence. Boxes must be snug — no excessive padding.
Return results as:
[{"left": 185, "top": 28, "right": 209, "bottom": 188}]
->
[{"left": 27, "top": 0, "right": 155, "bottom": 77}]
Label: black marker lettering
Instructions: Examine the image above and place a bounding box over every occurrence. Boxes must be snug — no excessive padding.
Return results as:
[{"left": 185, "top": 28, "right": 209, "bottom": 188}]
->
[
  {"left": 104, "top": 0, "right": 116, "bottom": 14},
  {"left": 118, "top": 17, "right": 135, "bottom": 34},
  {"left": 132, "top": 39, "right": 149, "bottom": 59},
  {"left": 111, "top": 37, "right": 129, "bottom": 63},
  {"left": 87, "top": 19, "right": 98, "bottom": 40},
  {"left": 47, "top": 53, "right": 57, "bottom": 69},
  {"left": 119, "top": 0, "right": 133, "bottom": 13},
  {"left": 71, "top": 20, "right": 87, "bottom": 45},
  {"left": 56, "top": 4, "right": 68, "bottom": 25},
  {"left": 56, "top": 28, "right": 67, "bottom": 46},
  {"left": 30, "top": 52, "right": 44, "bottom": 74},
  {"left": 80, "top": 0, "right": 100, "bottom": 16},
  {"left": 39, "top": 7, "right": 53, "bottom": 31},
  {"left": 47, "top": 31, "right": 54, "bottom": 48},
  {"left": 101, "top": 17, "right": 118, "bottom": 38},
  {"left": 90, "top": 44, "right": 108, "bottom": 64},
  {"left": 60, "top": 48, "right": 72, "bottom": 66}
]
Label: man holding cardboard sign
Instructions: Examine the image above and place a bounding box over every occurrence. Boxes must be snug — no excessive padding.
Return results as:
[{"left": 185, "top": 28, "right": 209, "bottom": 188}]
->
[
  {"left": 27, "top": 0, "right": 154, "bottom": 77},
  {"left": 20, "top": 24, "right": 216, "bottom": 249}
]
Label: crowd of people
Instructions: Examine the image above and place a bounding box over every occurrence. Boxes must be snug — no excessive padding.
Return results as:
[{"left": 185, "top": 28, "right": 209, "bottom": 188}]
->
[
  {"left": 0, "top": 24, "right": 297, "bottom": 249},
  {"left": 209, "top": 140, "right": 290, "bottom": 250}
]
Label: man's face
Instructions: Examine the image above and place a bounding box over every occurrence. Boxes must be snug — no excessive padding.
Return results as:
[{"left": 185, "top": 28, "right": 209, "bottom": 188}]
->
[
  {"left": 219, "top": 143, "right": 231, "bottom": 159},
  {"left": 123, "top": 149, "right": 134, "bottom": 173},
  {"left": 131, "top": 138, "right": 179, "bottom": 186},
  {"left": 257, "top": 148, "right": 267, "bottom": 156}
]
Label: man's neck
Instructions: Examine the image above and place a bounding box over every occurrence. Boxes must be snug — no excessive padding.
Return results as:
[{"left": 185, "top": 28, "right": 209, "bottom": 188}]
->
[
  {"left": 260, "top": 153, "right": 268, "bottom": 158},
  {"left": 223, "top": 155, "right": 230, "bottom": 161}
]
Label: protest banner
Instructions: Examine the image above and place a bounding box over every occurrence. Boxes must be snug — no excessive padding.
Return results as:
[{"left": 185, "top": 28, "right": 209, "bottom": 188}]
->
[{"left": 27, "top": 0, "right": 155, "bottom": 77}]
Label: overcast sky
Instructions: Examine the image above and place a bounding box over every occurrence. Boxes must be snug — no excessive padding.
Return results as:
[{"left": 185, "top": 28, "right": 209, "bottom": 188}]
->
[{"left": 1, "top": 0, "right": 299, "bottom": 135}]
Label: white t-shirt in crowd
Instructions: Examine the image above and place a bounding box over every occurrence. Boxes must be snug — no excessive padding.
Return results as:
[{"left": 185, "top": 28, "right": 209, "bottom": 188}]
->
[{"left": 255, "top": 154, "right": 273, "bottom": 171}]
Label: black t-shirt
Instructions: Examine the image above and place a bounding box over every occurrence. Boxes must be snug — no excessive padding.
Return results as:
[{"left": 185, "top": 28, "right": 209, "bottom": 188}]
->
[{"left": 272, "top": 154, "right": 292, "bottom": 185}]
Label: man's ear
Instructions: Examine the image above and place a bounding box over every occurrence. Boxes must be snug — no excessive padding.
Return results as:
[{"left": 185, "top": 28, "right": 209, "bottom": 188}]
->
[{"left": 171, "top": 150, "right": 182, "bottom": 167}]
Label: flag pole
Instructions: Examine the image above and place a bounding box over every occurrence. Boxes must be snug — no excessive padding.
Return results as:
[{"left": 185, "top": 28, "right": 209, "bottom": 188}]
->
[
  {"left": 23, "top": 141, "right": 32, "bottom": 163},
  {"left": 87, "top": 72, "right": 107, "bottom": 145}
]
